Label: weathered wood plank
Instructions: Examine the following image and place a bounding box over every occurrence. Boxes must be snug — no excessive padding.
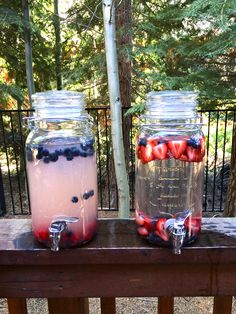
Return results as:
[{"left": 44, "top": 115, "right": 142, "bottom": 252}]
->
[
  {"left": 158, "top": 297, "right": 174, "bottom": 314},
  {"left": 0, "top": 219, "right": 235, "bottom": 299},
  {"left": 7, "top": 298, "right": 27, "bottom": 314},
  {"left": 0, "top": 219, "right": 235, "bottom": 266},
  {"left": 48, "top": 298, "right": 89, "bottom": 314},
  {"left": 213, "top": 296, "right": 233, "bottom": 314},
  {"left": 100, "top": 297, "right": 116, "bottom": 314}
]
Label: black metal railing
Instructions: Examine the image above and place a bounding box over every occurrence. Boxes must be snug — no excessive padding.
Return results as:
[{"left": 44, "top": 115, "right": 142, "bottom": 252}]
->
[{"left": 0, "top": 107, "right": 235, "bottom": 215}]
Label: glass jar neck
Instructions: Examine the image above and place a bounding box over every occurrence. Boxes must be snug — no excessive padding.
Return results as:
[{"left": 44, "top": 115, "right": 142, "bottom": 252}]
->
[
  {"left": 143, "top": 90, "right": 199, "bottom": 121},
  {"left": 31, "top": 90, "right": 86, "bottom": 119}
]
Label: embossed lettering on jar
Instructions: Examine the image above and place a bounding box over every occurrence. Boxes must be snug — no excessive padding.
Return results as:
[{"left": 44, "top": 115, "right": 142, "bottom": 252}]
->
[{"left": 135, "top": 91, "right": 205, "bottom": 254}]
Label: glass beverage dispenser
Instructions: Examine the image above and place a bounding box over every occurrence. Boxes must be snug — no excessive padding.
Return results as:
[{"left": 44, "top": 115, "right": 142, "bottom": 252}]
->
[
  {"left": 135, "top": 91, "right": 205, "bottom": 254},
  {"left": 25, "top": 90, "right": 98, "bottom": 251}
]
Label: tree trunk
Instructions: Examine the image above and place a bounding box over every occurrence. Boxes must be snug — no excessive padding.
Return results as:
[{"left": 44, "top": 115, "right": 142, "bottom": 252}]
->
[
  {"left": 102, "top": 0, "right": 130, "bottom": 217},
  {"left": 115, "top": 0, "right": 132, "bottom": 169},
  {"left": 53, "top": 0, "right": 62, "bottom": 90},
  {"left": 224, "top": 124, "right": 236, "bottom": 216},
  {"left": 22, "top": 0, "right": 35, "bottom": 105}
]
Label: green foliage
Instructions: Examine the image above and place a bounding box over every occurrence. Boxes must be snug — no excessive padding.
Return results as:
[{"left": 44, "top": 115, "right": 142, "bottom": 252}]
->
[
  {"left": 0, "top": 0, "right": 235, "bottom": 110},
  {"left": 130, "top": 0, "right": 236, "bottom": 113}
]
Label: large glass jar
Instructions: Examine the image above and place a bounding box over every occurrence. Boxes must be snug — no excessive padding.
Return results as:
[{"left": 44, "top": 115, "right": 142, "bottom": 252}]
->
[
  {"left": 135, "top": 91, "right": 205, "bottom": 254},
  {"left": 25, "top": 90, "right": 98, "bottom": 251}
]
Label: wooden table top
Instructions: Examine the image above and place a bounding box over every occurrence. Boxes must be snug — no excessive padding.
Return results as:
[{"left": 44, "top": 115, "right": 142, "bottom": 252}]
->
[{"left": 0, "top": 218, "right": 235, "bottom": 266}]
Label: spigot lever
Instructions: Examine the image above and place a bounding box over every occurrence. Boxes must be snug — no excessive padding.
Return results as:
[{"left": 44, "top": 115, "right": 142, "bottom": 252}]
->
[
  {"left": 164, "top": 210, "right": 192, "bottom": 255},
  {"left": 49, "top": 217, "right": 79, "bottom": 252}
]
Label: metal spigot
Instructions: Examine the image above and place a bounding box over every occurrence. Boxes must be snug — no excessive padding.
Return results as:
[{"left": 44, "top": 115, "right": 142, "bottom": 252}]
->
[
  {"left": 48, "top": 217, "right": 79, "bottom": 251},
  {"left": 164, "top": 210, "right": 192, "bottom": 255}
]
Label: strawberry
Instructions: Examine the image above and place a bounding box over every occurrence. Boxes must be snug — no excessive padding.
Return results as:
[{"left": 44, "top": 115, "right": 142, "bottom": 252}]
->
[
  {"left": 135, "top": 211, "right": 144, "bottom": 226},
  {"left": 168, "top": 140, "right": 187, "bottom": 159},
  {"left": 147, "top": 138, "right": 157, "bottom": 147},
  {"left": 152, "top": 143, "right": 168, "bottom": 160},
  {"left": 137, "top": 227, "right": 149, "bottom": 237},
  {"left": 140, "top": 144, "right": 154, "bottom": 164},
  {"left": 179, "top": 154, "right": 188, "bottom": 161},
  {"left": 200, "top": 135, "right": 206, "bottom": 158},
  {"left": 186, "top": 146, "right": 202, "bottom": 162},
  {"left": 155, "top": 218, "right": 169, "bottom": 241},
  {"left": 143, "top": 216, "right": 156, "bottom": 231},
  {"left": 184, "top": 216, "right": 201, "bottom": 236}
]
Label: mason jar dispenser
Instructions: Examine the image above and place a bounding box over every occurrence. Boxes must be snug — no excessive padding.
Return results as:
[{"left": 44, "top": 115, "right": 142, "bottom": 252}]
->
[
  {"left": 135, "top": 91, "right": 205, "bottom": 254},
  {"left": 25, "top": 90, "right": 98, "bottom": 251}
]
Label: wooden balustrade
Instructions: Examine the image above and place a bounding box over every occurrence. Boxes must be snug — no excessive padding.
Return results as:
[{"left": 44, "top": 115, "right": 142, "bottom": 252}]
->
[{"left": 0, "top": 218, "right": 235, "bottom": 314}]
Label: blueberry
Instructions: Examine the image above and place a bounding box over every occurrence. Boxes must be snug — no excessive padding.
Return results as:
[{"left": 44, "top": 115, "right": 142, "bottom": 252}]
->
[
  {"left": 71, "top": 196, "right": 79, "bottom": 203},
  {"left": 86, "top": 148, "right": 94, "bottom": 156},
  {"left": 26, "top": 148, "right": 33, "bottom": 162},
  {"left": 55, "top": 149, "right": 63, "bottom": 156},
  {"left": 43, "top": 156, "right": 50, "bottom": 163},
  {"left": 81, "top": 143, "right": 89, "bottom": 151},
  {"left": 63, "top": 148, "right": 72, "bottom": 156},
  {"left": 66, "top": 154, "right": 74, "bottom": 161},
  {"left": 138, "top": 138, "right": 147, "bottom": 146},
  {"left": 78, "top": 146, "right": 88, "bottom": 157},
  {"left": 83, "top": 192, "right": 90, "bottom": 200},
  {"left": 42, "top": 149, "right": 49, "bottom": 156},
  {"left": 89, "top": 190, "right": 94, "bottom": 197},
  {"left": 83, "top": 190, "right": 94, "bottom": 200},
  {"left": 85, "top": 139, "right": 94, "bottom": 147},
  {"left": 71, "top": 147, "right": 80, "bottom": 157},
  {"left": 36, "top": 152, "right": 43, "bottom": 160},
  {"left": 38, "top": 146, "right": 43, "bottom": 152},
  {"left": 187, "top": 137, "right": 201, "bottom": 149},
  {"left": 49, "top": 153, "right": 58, "bottom": 162}
]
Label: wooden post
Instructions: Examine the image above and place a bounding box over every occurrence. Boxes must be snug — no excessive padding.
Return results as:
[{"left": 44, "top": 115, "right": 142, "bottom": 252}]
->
[
  {"left": 7, "top": 298, "right": 27, "bottom": 314},
  {"left": 213, "top": 296, "right": 232, "bottom": 314},
  {"left": 100, "top": 297, "right": 116, "bottom": 314},
  {"left": 48, "top": 298, "right": 89, "bottom": 314},
  {"left": 158, "top": 297, "right": 174, "bottom": 314}
]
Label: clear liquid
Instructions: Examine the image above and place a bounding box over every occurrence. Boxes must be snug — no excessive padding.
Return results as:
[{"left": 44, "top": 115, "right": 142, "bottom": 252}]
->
[{"left": 135, "top": 158, "right": 204, "bottom": 217}]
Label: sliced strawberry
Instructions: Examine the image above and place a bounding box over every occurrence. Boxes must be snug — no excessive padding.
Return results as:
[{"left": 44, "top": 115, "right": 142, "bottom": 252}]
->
[
  {"left": 168, "top": 140, "right": 187, "bottom": 159},
  {"left": 143, "top": 216, "right": 155, "bottom": 231},
  {"left": 147, "top": 138, "right": 157, "bottom": 146},
  {"left": 155, "top": 218, "right": 169, "bottom": 241},
  {"left": 136, "top": 145, "right": 141, "bottom": 159},
  {"left": 179, "top": 154, "right": 188, "bottom": 161},
  {"left": 152, "top": 143, "right": 168, "bottom": 160},
  {"left": 184, "top": 216, "right": 201, "bottom": 236},
  {"left": 140, "top": 144, "right": 154, "bottom": 164},
  {"left": 186, "top": 146, "right": 202, "bottom": 162},
  {"left": 137, "top": 227, "right": 149, "bottom": 237},
  {"left": 135, "top": 211, "right": 144, "bottom": 226},
  {"left": 200, "top": 135, "right": 206, "bottom": 158}
]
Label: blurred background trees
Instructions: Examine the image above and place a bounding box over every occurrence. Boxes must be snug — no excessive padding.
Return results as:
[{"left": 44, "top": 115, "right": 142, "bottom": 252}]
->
[{"left": 0, "top": 0, "right": 235, "bottom": 213}]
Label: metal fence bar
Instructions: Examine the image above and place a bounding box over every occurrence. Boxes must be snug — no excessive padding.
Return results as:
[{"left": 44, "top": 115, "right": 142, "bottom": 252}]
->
[
  {"left": 0, "top": 111, "right": 15, "bottom": 214},
  {"left": 219, "top": 111, "right": 228, "bottom": 211},
  {"left": 0, "top": 107, "right": 235, "bottom": 215},
  {"left": 212, "top": 111, "right": 220, "bottom": 211}
]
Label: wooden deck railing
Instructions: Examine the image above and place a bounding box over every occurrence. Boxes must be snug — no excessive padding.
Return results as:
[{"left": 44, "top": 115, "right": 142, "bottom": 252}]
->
[{"left": 0, "top": 218, "right": 235, "bottom": 314}]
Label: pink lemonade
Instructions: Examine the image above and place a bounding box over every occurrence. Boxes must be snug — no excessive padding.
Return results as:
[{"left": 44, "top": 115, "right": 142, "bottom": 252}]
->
[{"left": 26, "top": 140, "right": 98, "bottom": 248}]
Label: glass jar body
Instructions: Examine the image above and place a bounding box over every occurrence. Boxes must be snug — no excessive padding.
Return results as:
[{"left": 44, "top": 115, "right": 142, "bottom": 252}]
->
[
  {"left": 135, "top": 93, "right": 205, "bottom": 247},
  {"left": 25, "top": 93, "right": 98, "bottom": 249}
]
